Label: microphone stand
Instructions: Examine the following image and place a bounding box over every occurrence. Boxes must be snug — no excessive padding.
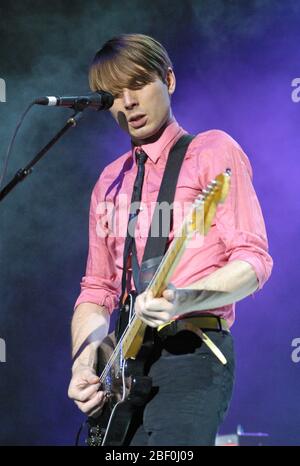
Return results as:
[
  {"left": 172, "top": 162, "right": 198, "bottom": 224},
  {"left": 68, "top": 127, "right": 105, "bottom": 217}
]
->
[{"left": 0, "top": 110, "right": 83, "bottom": 202}]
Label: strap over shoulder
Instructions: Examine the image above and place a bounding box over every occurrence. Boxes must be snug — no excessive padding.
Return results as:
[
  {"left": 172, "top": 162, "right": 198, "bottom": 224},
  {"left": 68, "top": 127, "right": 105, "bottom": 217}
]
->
[{"left": 136, "top": 134, "right": 195, "bottom": 292}]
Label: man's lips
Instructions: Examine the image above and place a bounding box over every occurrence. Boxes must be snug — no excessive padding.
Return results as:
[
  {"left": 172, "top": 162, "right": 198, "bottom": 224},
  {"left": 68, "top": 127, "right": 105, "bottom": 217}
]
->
[
  {"left": 128, "top": 113, "right": 146, "bottom": 122},
  {"left": 128, "top": 115, "right": 147, "bottom": 128}
]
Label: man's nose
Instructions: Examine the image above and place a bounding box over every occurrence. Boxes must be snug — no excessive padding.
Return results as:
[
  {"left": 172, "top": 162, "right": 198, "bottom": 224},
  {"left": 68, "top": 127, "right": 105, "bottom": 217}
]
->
[{"left": 122, "top": 88, "right": 138, "bottom": 110}]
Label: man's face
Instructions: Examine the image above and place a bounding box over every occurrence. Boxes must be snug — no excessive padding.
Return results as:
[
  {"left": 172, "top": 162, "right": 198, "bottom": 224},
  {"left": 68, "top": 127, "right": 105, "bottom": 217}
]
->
[{"left": 108, "top": 68, "right": 176, "bottom": 145}]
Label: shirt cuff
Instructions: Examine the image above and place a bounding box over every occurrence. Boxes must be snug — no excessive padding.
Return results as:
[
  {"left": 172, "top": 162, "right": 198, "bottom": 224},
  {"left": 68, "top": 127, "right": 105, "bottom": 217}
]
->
[
  {"left": 74, "top": 277, "right": 119, "bottom": 314},
  {"left": 228, "top": 251, "right": 273, "bottom": 290}
]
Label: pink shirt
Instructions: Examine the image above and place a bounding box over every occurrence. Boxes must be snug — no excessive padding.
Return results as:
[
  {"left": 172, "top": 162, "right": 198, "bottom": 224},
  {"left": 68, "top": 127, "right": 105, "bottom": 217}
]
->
[{"left": 74, "top": 118, "right": 273, "bottom": 327}]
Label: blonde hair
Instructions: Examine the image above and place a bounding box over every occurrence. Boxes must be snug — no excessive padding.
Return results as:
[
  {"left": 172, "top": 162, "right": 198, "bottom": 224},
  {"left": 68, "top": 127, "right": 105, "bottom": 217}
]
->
[{"left": 89, "top": 33, "right": 173, "bottom": 96}]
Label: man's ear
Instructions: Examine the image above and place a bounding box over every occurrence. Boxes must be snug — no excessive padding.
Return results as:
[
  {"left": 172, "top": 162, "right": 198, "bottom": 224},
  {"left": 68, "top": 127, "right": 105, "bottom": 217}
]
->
[{"left": 166, "top": 67, "right": 176, "bottom": 95}]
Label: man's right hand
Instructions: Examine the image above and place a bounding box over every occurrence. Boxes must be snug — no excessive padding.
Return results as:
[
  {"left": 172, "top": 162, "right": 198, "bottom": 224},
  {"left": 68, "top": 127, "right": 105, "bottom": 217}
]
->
[{"left": 68, "top": 365, "right": 108, "bottom": 417}]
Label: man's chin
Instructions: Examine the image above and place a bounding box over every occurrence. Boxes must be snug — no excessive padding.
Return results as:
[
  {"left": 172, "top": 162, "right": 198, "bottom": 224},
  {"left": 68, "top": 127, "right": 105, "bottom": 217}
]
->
[
  {"left": 130, "top": 123, "right": 156, "bottom": 142},
  {"left": 130, "top": 121, "right": 168, "bottom": 145}
]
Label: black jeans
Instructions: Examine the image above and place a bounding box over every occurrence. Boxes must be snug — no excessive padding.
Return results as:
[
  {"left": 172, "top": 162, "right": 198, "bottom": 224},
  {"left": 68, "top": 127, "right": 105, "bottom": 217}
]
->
[{"left": 129, "top": 329, "right": 235, "bottom": 446}]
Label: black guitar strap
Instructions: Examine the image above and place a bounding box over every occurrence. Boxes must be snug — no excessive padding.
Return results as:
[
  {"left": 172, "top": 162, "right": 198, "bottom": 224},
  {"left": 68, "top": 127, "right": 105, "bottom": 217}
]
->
[
  {"left": 134, "top": 134, "right": 195, "bottom": 293},
  {"left": 115, "top": 134, "right": 195, "bottom": 342}
]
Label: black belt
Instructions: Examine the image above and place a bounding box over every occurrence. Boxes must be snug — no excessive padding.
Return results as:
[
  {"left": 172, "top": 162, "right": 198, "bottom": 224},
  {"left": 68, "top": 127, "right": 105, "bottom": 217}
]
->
[{"left": 157, "top": 315, "right": 230, "bottom": 341}]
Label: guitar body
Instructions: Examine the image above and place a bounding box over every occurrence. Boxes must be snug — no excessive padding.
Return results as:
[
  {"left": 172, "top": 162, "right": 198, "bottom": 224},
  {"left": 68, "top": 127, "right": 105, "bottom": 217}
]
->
[{"left": 87, "top": 292, "right": 160, "bottom": 446}]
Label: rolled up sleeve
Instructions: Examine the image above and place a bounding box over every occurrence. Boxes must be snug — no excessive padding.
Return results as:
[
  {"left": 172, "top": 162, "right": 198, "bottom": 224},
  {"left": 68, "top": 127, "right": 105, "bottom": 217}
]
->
[
  {"left": 200, "top": 131, "right": 273, "bottom": 289},
  {"left": 74, "top": 177, "right": 120, "bottom": 314}
]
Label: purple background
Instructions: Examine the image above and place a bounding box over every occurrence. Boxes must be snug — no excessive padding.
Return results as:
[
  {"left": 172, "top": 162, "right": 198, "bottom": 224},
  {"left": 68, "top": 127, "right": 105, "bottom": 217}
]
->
[{"left": 0, "top": 0, "right": 299, "bottom": 445}]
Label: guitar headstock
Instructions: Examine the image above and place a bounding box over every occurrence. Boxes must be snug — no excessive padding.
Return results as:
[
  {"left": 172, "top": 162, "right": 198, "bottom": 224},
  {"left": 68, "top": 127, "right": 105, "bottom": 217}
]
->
[
  {"left": 188, "top": 168, "right": 231, "bottom": 236},
  {"left": 148, "top": 168, "right": 231, "bottom": 300}
]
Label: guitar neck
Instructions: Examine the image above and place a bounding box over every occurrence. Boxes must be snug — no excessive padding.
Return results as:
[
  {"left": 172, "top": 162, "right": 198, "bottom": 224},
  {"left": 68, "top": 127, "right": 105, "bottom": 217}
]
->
[
  {"left": 147, "top": 226, "right": 188, "bottom": 297},
  {"left": 121, "top": 211, "right": 196, "bottom": 359}
]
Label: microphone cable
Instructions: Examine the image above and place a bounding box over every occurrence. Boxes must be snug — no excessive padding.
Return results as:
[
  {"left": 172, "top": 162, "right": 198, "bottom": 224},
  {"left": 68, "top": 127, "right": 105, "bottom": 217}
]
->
[{"left": 0, "top": 100, "right": 35, "bottom": 191}]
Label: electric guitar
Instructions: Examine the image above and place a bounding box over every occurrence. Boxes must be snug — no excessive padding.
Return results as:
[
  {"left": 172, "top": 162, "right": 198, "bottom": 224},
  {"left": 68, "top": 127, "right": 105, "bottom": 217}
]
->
[{"left": 85, "top": 169, "right": 231, "bottom": 446}]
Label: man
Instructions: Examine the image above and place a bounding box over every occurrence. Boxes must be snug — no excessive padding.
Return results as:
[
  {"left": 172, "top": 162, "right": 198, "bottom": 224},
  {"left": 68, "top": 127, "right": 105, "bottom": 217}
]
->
[{"left": 68, "top": 33, "right": 273, "bottom": 445}]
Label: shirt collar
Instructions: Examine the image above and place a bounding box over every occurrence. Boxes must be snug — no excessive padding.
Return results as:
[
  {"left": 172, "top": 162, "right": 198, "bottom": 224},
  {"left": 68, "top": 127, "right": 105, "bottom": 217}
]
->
[{"left": 131, "top": 116, "right": 187, "bottom": 164}]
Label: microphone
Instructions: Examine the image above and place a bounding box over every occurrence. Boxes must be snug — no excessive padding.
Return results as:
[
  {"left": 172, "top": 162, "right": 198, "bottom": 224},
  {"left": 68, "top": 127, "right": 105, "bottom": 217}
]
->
[{"left": 34, "top": 91, "right": 114, "bottom": 111}]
